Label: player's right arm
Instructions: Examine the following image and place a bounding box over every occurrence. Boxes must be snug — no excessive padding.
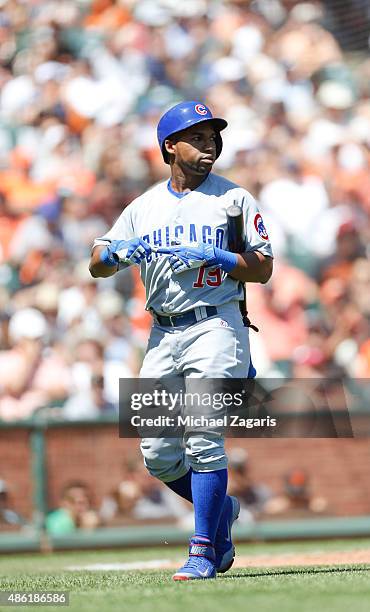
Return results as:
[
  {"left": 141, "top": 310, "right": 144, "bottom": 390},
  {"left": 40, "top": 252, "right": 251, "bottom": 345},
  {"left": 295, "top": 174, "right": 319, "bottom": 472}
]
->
[
  {"left": 89, "top": 245, "right": 118, "bottom": 278},
  {"left": 90, "top": 206, "right": 132, "bottom": 278},
  {"left": 89, "top": 237, "right": 152, "bottom": 278},
  {"left": 89, "top": 202, "right": 151, "bottom": 278}
]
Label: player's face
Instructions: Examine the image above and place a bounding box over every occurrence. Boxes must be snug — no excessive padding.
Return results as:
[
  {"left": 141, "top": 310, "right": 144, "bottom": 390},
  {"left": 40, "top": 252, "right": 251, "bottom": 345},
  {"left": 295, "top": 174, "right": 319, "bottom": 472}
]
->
[{"left": 166, "top": 123, "right": 218, "bottom": 175}]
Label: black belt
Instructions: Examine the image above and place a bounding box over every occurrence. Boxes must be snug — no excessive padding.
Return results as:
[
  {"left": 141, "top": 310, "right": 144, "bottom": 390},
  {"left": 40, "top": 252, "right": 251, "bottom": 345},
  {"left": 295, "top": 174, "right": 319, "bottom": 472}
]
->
[{"left": 153, "top": 306, "right": 217, "bottom": 327}]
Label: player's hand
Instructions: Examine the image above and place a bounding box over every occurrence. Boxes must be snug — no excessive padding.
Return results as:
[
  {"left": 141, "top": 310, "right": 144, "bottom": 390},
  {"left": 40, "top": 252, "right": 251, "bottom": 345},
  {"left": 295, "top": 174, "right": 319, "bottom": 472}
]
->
[
  {"left": 157, "top": 242, "right": 218, "bottom": 274},
  {"left": 101, "top": 238, "right": 152, "bottom": 266}
]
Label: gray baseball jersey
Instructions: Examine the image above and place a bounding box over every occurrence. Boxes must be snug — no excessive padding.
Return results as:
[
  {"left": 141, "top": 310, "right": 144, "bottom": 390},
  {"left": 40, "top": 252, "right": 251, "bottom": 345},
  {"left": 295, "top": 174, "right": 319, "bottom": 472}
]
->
[{"left": 93, "top": 172, "right": 272, "bottom": 315}]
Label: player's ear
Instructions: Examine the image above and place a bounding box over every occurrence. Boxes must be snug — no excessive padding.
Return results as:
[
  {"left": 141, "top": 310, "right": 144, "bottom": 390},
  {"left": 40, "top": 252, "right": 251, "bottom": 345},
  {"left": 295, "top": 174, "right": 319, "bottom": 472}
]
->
[{"left": 164, "top": 138, "right": 176, "bottom": 157}]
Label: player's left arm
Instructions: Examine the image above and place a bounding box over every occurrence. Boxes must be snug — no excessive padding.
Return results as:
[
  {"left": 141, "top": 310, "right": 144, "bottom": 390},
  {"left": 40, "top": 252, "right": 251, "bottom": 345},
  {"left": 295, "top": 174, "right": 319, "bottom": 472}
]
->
[
  {"left": 228, "top": 192, "right": 273, "bottom": 283},
  {"left": 227, "top": 251, "right": 273, "bottom": 284}
]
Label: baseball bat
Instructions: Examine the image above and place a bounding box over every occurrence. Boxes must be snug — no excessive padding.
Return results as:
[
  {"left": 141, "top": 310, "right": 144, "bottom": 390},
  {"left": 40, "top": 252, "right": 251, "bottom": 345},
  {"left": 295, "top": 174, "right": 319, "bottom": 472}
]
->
[
  {"left": 227, "top": 203, "right": 245, "bottom": 254},
  {"left": 227, "top": 203, "right": 258, "bottom": 331}
]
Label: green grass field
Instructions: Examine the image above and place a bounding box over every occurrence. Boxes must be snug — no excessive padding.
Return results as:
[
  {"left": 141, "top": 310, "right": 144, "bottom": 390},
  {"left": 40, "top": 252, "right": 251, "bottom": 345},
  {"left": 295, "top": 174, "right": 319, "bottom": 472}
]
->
[{"left": 1, "top": 539, "right": 370, "bottom": 612}]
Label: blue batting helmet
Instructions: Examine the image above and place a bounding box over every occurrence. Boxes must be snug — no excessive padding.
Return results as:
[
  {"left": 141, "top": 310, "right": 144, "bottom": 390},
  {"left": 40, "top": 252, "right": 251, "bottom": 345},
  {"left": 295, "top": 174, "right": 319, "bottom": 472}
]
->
[{"left": 157, "top": 101, "right": 228, "bottom": 164}]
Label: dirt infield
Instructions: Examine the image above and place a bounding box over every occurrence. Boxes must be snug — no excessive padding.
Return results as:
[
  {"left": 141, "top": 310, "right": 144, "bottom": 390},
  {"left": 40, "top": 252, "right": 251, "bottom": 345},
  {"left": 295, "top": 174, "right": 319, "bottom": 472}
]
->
[
  {"left": 67, "top": 548, "right": 370, "bottom": 572},
  {"left": 234, "top": 549, "right": 370, "bottom": 567}
]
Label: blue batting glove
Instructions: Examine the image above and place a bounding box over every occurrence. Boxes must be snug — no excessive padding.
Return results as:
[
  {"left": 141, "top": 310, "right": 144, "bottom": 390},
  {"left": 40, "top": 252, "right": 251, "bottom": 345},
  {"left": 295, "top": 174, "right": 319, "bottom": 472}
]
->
[
  {"left": 157, "top": 242, "right": 237, "bottom": 274},
  {"left": 100, "top": 238, "right": 152, "bottom": 267}
]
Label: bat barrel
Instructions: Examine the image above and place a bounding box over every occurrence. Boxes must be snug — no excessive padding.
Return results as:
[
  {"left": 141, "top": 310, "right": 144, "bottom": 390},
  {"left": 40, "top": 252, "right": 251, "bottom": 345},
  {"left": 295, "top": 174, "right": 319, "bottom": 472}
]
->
[{"left": 227, "top": 204, "right": 245, "bottom": 253}]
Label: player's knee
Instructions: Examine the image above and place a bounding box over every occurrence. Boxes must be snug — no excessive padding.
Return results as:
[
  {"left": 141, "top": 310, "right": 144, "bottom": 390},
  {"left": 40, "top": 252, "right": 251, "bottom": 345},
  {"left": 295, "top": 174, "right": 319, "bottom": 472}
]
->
[
  {"left": 143, "top": 457, "right": 188, "bottom": 482},
  {"left": 140, "top": 439, "right": 188, "bottom": 483},
  {"left": 185, "top": 435, "right": 228, "bottom": 471}
]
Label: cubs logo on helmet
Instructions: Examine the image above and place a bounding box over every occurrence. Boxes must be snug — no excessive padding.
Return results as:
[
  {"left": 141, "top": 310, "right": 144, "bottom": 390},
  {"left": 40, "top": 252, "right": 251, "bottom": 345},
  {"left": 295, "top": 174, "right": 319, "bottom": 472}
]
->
[
  {"left": 254, "top": 213, "right": 269, "bottom": 241},
  {"left": 195, "top": 104, "right": 208, "bottom": 116}
]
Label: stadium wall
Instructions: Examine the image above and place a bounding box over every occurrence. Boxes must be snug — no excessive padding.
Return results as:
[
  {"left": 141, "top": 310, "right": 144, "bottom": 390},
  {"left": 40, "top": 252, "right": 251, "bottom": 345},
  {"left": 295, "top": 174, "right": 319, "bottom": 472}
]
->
[{"left": 1, "top": 423, "right": 370, "bottom": 521}]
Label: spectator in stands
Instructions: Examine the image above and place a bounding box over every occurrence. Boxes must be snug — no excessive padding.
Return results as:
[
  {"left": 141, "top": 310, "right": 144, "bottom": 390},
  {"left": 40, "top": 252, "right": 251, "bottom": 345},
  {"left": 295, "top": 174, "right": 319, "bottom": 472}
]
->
[
  {"left": 100, "top": 457, "right": 191, "bottom": 526},
  {"left": 0, "top": 479, "right": 27, "bottom": 530},
  {"left": 227, "top": 448, "right": 273, "bottom": 523},
  {"left": 0, "top": 308, "right": 72, "bottom": 421},
  {"left": 263, "top": 468, "right": 328, "bottom": 518},
  {"left": 62, "top": 374, "right": 116, "bottom": 420},
  {"left": 318, "top": 220, "right": 366, "bottom": 284},
  {"left": 46, "top": 481, "right": 100, "bottom": 535}
]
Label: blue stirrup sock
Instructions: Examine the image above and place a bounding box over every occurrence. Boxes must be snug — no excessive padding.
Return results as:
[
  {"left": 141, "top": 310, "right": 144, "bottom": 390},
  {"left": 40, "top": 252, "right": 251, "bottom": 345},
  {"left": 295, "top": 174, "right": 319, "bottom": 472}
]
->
[
  {"left": 192, "top": 469, "right": 228, "bottom": 542},
  {"left": 167, "top": 469, "right": 228, "bottom": 543},
  {"left": 166, "top": 468, "right": 231, "bottom": 543}
]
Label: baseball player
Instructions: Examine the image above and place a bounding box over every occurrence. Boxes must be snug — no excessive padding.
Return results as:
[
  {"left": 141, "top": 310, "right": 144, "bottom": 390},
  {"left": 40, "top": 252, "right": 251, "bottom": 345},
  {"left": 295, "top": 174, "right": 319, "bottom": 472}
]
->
[{"left": 90, "top": 101, "right": 273, "bottom": 580}]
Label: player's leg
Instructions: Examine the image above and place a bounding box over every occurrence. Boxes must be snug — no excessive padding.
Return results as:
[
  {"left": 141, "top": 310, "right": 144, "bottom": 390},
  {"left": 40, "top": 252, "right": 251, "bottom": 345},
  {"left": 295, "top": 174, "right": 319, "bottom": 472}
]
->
[
  {"left": 139, "top": 308, "right": 249, "bottom": 579},
  {"left": 164, "top": 465, "right": 240, "bottom": 572},
  {"left": 165, "top": 465, "right": 240, "bottom": 573},
  {"left": 171, "top": 424, "right": 230, "bottom": 580},
  {"left": 139, "top": 326, "right": 189, "bottom": 498},
  {"left": 139, "top": 331, "right": 219, "bottom": 579},
  {"left": 172, "top": 304, "right": 250, "bottom": 579}
]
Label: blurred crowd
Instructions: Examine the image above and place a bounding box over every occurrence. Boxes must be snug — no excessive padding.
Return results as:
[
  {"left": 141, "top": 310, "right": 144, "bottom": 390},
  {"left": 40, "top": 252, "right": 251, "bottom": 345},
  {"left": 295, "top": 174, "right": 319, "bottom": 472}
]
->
[
  {"left": 0, "top": 0, "right": 369, "bottom": 421},
  {"left": 0, "top": 446, "right": 331, "bottom": 532},
  {"left": 41, "top": 448, "right": 328, "bottom": 534}
]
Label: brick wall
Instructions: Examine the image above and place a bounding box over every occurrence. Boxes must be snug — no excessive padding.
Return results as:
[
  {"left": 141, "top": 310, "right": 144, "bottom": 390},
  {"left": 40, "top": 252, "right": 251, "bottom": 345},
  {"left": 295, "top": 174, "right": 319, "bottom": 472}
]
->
[
  {"left": 225, "top": 439, "right": 370, "bottom": 517},
  {"left": 0, "top": 425, "right": 369, "bottom": 520},
  {"left": 46, "top": 426, "right": 138, "bottom": 510},
  {"left": 0, "top": 429, "right": 33, "bottom": 518}
]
